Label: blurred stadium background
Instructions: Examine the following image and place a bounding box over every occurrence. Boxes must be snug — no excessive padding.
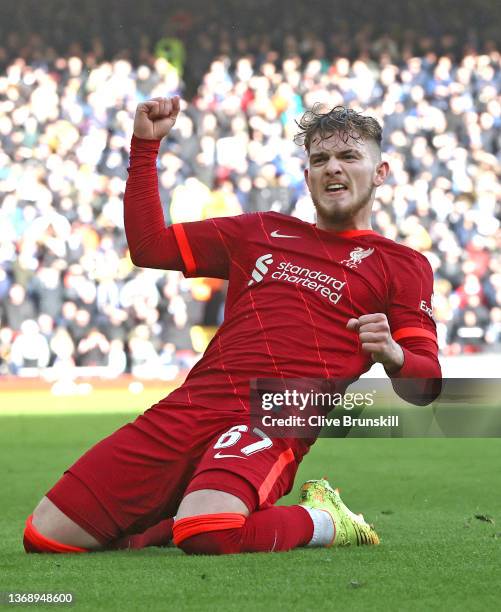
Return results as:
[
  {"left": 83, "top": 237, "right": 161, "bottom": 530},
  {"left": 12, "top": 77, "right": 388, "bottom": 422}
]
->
[{"left": 0, "top": 0, "right": 500, "bottom": 398}]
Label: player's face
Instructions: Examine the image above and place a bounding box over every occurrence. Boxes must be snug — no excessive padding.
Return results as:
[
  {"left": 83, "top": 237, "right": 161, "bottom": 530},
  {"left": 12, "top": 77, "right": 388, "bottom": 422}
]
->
[{"left": 304, "top": 132, "right": 389, "bottom": 231}]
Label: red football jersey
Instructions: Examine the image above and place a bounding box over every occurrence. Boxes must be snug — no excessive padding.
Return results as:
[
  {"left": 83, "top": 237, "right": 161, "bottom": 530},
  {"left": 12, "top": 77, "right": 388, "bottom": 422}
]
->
[
  {"left": 124, "top": 137, "right": 440, "bottom": 418},
  {"left": 165, "top": 211, "right": 437, "bottom": 412}
]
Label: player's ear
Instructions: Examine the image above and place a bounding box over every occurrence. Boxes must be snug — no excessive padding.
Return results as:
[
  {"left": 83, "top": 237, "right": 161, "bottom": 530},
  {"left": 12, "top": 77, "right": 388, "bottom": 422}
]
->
[
  {"left": 373, "top": 160, "right": 390, "bottom": 187},
  {"left": 304, "top": 167, "right": 310, "bottom": 189}
]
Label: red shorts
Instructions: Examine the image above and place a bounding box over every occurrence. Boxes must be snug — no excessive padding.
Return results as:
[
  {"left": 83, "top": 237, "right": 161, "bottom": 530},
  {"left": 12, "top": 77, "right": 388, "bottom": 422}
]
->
[{"left": 47, "top": 403, "right": 306, "bottom": 544}]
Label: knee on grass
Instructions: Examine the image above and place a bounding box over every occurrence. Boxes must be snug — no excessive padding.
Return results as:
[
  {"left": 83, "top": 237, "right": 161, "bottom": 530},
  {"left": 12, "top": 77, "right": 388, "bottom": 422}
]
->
[
  {"left": 24, "top": 498, "right": 99, "bottom": 553},
  {"left": 23, "top": 514, "right": 90, "bottom": 554}
]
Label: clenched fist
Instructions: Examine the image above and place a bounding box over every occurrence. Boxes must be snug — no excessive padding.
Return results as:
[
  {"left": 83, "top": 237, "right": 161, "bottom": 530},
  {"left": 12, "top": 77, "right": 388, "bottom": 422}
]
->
[
  {"left": 346, "top": 313, "right": 404, "bottom": 373},
  {"left": 133, "top": 96, "right": 180, "bottom": 141}
]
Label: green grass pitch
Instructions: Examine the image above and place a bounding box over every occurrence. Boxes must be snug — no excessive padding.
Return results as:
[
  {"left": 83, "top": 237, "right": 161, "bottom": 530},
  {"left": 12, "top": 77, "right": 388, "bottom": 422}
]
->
[{"left": 0, "top": 391, "right": 500, "bottom": 611}]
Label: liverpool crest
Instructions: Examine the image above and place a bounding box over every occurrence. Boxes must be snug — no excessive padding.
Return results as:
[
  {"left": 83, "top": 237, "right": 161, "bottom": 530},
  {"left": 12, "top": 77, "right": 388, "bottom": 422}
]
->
[{"left": 340, "top": 247, "right": 374, "bottom": 269}]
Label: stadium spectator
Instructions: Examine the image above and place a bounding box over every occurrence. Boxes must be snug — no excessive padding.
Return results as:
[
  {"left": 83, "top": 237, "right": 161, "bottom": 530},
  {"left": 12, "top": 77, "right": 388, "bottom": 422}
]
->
[
  {"left": 107, "top": 339, "right": 127, "bottom": 377},
  {"left": 49, "top": 327, "right": 76, "bottom": 369},
  {"left": 29, "top": 267, "right": 64, "bottom": 320},
  {"left": 76, "top": 328, "right": 110, "bottom": 367},
  {"left": 128, "top": 324, "right": 162, "bottom": 379},
  {"left": 2, "top": 285, "right": 37, "bottom": 332},
  {"left": 37, "top": 313, "right": 55, "bottom": 347},
  {"left": 10, "top": 320, "right": 50, "bottom": 371}
]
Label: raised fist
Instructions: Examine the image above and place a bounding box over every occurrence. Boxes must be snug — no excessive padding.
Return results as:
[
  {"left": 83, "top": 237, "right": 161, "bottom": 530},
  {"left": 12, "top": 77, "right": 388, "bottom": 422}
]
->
[
  {"left": 346, "top": 313, "right": 404, "bottom": 373},
  {"left": 133, "top": 96, "right": 180, "bottom": 141}
]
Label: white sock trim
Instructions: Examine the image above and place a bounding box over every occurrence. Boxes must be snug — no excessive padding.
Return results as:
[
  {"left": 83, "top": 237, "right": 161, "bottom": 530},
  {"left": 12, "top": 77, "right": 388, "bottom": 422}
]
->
[{"left": 301, "top": 506, "right": 335, "bottom": 547}]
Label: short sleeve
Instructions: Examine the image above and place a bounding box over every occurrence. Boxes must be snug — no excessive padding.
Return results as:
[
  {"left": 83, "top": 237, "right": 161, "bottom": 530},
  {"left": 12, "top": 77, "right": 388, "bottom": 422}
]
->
[
  {"left": 387, "top": 252, "right": 437, "bottom": 345},
  {"left": 172, "top": 214, "right": 249, "bottom": 279}
]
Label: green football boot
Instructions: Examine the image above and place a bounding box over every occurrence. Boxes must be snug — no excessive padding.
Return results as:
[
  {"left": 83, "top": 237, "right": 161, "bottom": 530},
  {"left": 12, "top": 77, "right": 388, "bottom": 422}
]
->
[{"left": 299, "top": 478, "right": 380, "bottom": 547}]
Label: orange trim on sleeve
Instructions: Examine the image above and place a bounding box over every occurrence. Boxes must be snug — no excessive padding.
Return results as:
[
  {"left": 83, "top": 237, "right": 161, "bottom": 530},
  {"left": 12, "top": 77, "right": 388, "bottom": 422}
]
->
[
  {"left": 24, "top": 515, "right": 88, "bottom": 554},
  {"left": 258, "top": 448, "right": 295, "bottom": 506},
  {"left": 172, "top": 223, "right": 197, "bottom": 276},
  {"left": 172, "top": 513, "right": 246, "bottom": 546},
  {"left": 393, "top": 327, "right": 437, "bottom": 343}
]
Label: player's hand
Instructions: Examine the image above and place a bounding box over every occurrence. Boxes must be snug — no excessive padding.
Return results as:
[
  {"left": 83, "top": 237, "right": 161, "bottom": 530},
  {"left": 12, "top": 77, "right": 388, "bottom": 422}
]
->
[
  {"left": 346, "top": 313, "right": 404, "bottom": 373},
  {"left": 133, "top": 96, "right": 180, "bottom": 141}
]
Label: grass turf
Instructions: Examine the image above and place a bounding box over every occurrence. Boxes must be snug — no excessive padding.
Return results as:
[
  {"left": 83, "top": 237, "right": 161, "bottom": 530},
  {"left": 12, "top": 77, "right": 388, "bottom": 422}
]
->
[{"left": 0, "top": 403, "right": 500, "bottom": 611}]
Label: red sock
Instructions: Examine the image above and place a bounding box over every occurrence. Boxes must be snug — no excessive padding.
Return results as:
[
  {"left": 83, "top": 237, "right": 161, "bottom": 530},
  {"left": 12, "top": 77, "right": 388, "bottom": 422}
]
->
[
  {"left": 176, "top": 506, "right": 313, "bottom": 555},
  {"left": 111, "top": 518, "right": 174, "bottom": 550},
  {"left": 242, "top": 505, "right": 313, "bottom": 552}
]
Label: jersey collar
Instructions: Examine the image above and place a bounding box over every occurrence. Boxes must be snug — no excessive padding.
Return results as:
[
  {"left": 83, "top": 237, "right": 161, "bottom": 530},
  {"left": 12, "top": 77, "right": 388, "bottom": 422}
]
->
[
  {"left": 313, "top": 225, "right": 378, "bottom": 238},
  {"left": 336, "top": 229, "right": 378, "bottom": 238}
]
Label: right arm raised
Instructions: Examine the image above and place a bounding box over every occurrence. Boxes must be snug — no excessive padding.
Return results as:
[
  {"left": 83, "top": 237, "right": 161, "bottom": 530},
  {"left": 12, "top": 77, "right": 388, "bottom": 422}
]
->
[
  {"left": 124, "top": 97, "right": 246, "bottom": 279},
  {"left": 124, "top": 97, "right": 184, "bottom": 269}
]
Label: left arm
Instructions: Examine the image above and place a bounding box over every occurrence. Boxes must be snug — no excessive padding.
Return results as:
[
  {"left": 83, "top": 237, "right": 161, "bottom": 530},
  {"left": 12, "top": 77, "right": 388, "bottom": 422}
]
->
[
  {"left": 346, "top": 313, "right": 442, "bottom": 405},
  {"left": 347, "top": 253, "right": 442, "bottom": 405}
]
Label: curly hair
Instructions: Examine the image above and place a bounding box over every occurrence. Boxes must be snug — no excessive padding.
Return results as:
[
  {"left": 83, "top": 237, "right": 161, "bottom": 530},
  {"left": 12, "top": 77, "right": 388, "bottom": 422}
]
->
[{"left": 294, "top": 103, "right": 382, "bottom": 153}]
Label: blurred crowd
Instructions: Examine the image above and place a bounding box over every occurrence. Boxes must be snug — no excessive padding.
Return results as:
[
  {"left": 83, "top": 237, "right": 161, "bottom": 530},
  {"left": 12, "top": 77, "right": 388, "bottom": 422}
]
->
[{"left": 0, "top": 5, "right": 500, "bottom": 377}]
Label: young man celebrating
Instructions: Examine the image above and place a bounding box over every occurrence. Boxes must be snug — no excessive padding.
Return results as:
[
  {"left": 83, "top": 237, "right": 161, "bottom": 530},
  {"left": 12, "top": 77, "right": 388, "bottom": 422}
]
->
[{"left": 24, "top": 97, "right": 441, "bottom": 555}]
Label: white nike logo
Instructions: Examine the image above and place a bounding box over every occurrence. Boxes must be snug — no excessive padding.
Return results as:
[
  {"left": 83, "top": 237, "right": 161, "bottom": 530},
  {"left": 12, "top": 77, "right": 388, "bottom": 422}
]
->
[
  {"left": 214, "top": 451, "right": 245, "bottom": 460},
  {"left": 270, "top": 230, "right": 300, "bottom": 239}
]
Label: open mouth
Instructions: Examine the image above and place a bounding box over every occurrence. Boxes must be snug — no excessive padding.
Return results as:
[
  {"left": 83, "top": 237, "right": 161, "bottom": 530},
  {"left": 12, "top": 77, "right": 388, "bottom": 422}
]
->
[{"left": 324, "top": 182, "right": 348, "bottom": 195}]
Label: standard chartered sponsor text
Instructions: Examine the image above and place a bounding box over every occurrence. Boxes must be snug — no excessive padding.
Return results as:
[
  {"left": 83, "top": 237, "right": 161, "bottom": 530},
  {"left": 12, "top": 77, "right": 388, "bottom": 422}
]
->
[{"left": 271, "top": 261, "right": 346, "bottom": 304}]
